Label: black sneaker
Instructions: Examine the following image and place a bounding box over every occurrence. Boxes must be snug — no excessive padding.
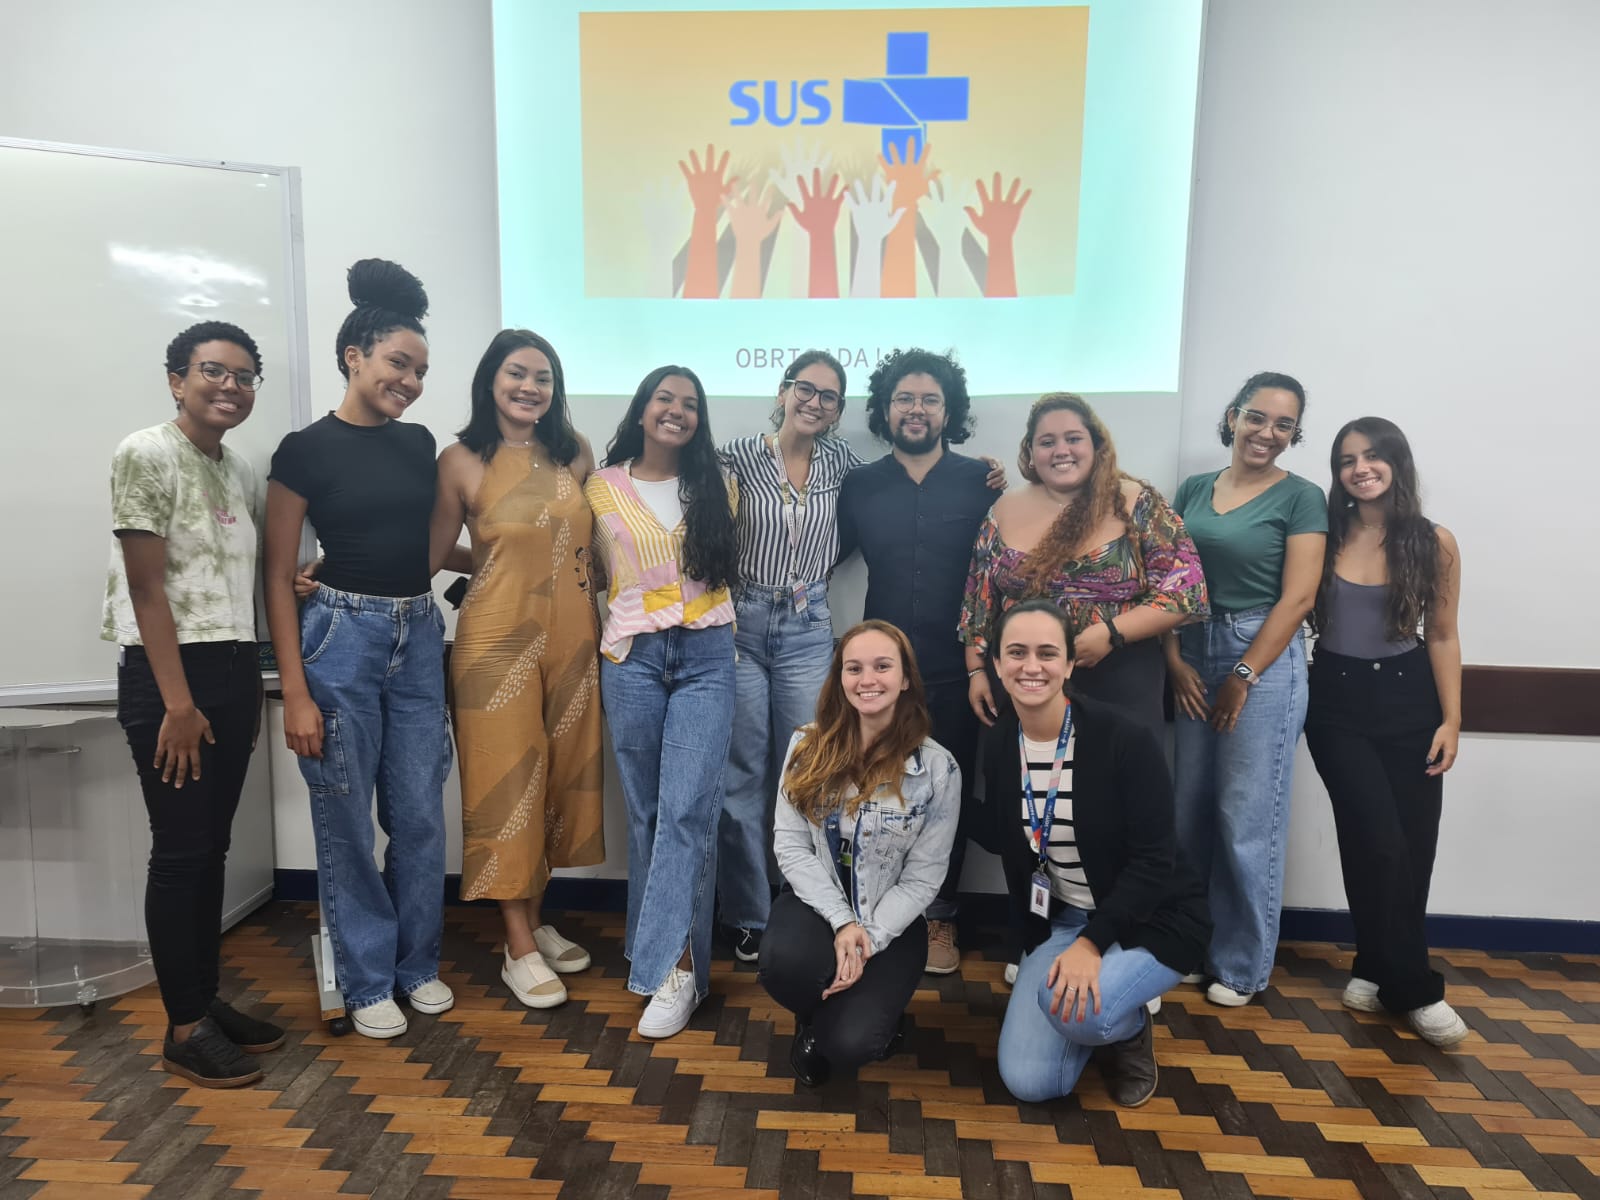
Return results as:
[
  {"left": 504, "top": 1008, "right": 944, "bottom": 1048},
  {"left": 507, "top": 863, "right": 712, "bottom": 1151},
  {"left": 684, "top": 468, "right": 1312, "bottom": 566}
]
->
[
  {"left": 207, "top": 998, "right": 286, "bottom": 1054},
  {"left": 1096, "top": 1008, "right": 1158, "bottom": 1108},
  {"left": 732, "top": 927, "right": 763, "bottom": 963},
  {"left": 876, "top": 1015, "right": 910, "bottom": 1062},
  {"left": 162, "top": 1017, "right": 264, "bottom": 1088},
  {"left": 789, "top": 1024, "right": 831, "bottom": 1088}
]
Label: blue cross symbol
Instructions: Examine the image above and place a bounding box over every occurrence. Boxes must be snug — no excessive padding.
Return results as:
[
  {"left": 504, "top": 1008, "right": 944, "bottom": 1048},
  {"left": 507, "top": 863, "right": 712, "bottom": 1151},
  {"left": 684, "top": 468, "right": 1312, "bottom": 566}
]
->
[{"left": 842, "top": 32, "right": 971, "bottom": 161}]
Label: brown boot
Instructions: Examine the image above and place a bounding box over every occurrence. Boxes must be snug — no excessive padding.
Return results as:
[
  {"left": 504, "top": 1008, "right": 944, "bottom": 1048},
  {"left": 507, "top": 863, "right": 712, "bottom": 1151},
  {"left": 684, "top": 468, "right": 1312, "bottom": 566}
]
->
[{"left": 925, "top": 920, "right": 959, "bottom": 975}]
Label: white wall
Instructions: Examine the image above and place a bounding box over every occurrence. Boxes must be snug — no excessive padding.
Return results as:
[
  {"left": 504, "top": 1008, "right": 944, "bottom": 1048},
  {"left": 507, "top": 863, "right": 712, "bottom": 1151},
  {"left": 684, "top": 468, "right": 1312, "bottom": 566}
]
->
[{"left": 7, "top": 0, "right": 1596, "bottom": 925}]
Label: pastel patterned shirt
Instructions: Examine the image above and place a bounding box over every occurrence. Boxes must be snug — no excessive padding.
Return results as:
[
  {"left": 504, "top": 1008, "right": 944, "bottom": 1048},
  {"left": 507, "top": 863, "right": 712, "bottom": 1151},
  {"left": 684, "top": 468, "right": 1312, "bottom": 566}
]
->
[
  {"left": 584, "top": 464, "right": 739, "bottom": 662},
  {"left": 958, "top": 485, "right": 1208, "bottom": 653},
  {"left": 103, "top": 421, "right": 260, "bottom": 646}
]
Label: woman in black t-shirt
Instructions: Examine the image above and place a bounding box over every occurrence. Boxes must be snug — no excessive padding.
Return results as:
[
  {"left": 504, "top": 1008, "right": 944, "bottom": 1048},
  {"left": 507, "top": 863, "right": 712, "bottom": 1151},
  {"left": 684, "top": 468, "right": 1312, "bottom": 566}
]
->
[{"left": 264, "top": 259, "right": 456, "bottom": 1041}]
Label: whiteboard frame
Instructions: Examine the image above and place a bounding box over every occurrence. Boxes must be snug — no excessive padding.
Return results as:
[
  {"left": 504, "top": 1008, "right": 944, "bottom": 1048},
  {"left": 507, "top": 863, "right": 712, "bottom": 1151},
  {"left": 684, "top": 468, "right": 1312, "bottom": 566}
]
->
[{"left": 0, "top": 139, "right": 312, "bottom": 707}]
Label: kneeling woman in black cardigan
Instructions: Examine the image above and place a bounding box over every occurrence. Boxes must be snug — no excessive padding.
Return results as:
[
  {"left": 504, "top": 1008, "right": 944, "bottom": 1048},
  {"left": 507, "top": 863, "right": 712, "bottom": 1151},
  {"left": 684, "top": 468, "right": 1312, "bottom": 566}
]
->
[{"left": 985, "top": 600, "right": 1210, "bottom": 1106}]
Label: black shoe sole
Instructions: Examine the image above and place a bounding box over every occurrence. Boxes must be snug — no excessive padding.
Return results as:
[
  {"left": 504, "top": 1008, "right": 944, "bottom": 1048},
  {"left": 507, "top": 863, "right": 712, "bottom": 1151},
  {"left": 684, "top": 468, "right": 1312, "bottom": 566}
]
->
[{"left": 162, "top": 1057, "right": 263, "bottom": 1088}]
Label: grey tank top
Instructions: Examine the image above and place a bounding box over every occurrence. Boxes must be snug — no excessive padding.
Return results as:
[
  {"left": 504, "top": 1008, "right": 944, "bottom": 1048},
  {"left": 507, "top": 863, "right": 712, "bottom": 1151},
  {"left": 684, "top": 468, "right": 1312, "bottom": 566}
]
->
[{"left": 1319, "top": 574, "right": 1419, "bottom": 659}]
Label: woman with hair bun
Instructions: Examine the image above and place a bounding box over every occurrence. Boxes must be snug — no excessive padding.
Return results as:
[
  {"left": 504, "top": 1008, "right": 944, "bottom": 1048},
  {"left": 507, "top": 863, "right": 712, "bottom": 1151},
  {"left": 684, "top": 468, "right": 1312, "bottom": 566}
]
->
[
  {"left": 264, "top": 258, "right": 455, "bottom": 1041},
  {"left": 1307, "top": 417, "right": 1466, "bottom": 1047}
]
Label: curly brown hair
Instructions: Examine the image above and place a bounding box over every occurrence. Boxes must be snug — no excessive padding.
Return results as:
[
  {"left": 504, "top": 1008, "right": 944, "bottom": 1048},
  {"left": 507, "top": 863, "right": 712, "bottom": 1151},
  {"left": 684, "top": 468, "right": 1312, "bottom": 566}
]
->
[
  {"left": 1015, "top": 394, "right": 1145, "bottom": 593},
  {"left": 782, "top": 621, "right": 931, "bottom": 825}
]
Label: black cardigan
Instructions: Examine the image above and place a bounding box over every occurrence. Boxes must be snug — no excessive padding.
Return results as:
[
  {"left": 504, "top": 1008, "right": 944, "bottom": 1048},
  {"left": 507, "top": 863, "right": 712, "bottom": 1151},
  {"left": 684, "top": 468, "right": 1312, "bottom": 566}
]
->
[{"left": 981, "top": 691, "right": 1211, "bottom": 974}]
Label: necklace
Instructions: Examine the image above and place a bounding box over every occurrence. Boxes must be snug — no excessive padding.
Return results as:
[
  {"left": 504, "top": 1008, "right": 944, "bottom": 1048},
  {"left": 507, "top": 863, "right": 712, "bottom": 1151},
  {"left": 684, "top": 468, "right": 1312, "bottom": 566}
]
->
[{"left": 504, "top": 435, "right": 542, "bottom": 466}]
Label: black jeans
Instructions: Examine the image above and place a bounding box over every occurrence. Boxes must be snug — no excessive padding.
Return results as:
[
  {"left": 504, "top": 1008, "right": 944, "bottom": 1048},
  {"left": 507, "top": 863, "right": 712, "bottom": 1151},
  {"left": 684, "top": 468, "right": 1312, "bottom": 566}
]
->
[
  {"left": 1304, "top": 644, "right": 1445, "bottom": 1012},
  {"left": 118, "top": 642, "right": 262, "bottom": 1025},
  {"left": 758, "top": 888, "right": 927, "bottom": 1070},
  {"left": 926, "top": 676, "right": 980, "bottom": 921}
]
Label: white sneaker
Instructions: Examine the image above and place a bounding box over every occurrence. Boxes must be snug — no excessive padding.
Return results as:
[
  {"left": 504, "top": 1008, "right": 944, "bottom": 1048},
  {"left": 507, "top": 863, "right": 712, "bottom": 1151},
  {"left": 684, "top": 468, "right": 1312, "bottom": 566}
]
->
[
  {"left": 1003, "top": 961, "right": 1019, "bottom": 987},
  {"left": 1206, "top": 981, "right": 1254, "bottom": 1007},
  {"left": 405, "top": 979, "right": 455, "bottom": 1015},
  {"left": 503, "top": 947, "right": 567, "bottom": 1009},
  {"left": 533, "top": 925, "right": 591, "bottom": 974},
  {"left": 1341, "top": 977, "right": 1382, "bottom": 1012},
  {"left": 1146, "top": 995, "right": 1162, "bottom": 1015},
  {"left": 637, "top": 967, "right": 698, "bottom": 1039},
  {"left": 1408, "top": 1000, "right": 1468, "bottom": 1048},
  {"left": 1181, "top": 972, "right": 1205, "bottom": 985},
  {"left": 351, "top": 998, "right": 408, "bottom": 1039}
]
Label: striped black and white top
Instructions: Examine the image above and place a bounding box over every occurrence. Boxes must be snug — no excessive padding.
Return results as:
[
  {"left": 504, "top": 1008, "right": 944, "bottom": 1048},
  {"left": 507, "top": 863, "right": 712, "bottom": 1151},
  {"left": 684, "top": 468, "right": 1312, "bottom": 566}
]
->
[
  {"left": 722, "top": 434, "right": 865, "bottom": 589},
  {"left": 1020, "top": 733, "right": 1095, "bottom": 911}
]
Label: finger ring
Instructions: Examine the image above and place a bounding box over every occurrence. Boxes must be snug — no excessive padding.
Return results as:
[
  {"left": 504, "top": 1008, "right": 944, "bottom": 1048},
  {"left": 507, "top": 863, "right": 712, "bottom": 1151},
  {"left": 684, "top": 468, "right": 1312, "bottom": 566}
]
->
[
  {"left": 853, "top": 947, "right": 863, "bottom": 956},
  {"left": 1065, "top": 985, "right": 1077, "bottom": 993}
]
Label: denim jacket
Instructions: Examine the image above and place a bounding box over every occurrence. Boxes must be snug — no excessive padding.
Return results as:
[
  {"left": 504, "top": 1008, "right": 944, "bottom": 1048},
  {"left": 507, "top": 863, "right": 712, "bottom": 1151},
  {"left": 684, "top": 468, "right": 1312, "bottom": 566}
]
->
[{"left": 772, "top": 728, "right": 961, "bottom": 953}]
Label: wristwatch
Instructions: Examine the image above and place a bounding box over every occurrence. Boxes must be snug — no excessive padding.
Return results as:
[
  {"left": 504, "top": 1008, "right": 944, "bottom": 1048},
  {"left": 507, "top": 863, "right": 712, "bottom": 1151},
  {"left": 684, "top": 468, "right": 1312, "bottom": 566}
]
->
[
  {"left": 1105, "top": 616, "right": 1126, "bottom": 650},
  {"left": 1232, "top": 660, "right": 1258, "bottom": 686}
]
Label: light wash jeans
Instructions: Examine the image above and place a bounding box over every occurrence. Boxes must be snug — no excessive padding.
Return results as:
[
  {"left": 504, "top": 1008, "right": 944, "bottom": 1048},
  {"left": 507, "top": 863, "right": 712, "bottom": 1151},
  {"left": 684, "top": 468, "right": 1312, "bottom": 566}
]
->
[
  {"left": 997, "top": 904, "right": 1181, "bottom": 1103},
  {"left": 1172, "top": 606, "right": 1308, "bottom": 996},
  {"left": 601, "top": 623, "right": 736, "bottom": 1002},
  {"left": 297, "top": 586, "right": 451, "bottom": 1011},
  {"left": 717, "top": 581, "right": 834, "bottom": 932}
]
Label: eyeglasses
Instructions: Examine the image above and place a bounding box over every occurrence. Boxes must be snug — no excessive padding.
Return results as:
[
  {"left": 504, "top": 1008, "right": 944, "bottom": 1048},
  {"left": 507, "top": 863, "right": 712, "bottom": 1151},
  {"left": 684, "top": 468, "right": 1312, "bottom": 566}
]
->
[
  {"left": 786, "top": 379, "right": 841, "bottom": 410},
  {"left": 1237, "top": 407, "right": 1297, "bottom": 436},
  {"left": 890, "top": 392, "right": 945, "bottom": 412},
  {"left": 180, "top": 361, "right": 263, "bottom": 392}
]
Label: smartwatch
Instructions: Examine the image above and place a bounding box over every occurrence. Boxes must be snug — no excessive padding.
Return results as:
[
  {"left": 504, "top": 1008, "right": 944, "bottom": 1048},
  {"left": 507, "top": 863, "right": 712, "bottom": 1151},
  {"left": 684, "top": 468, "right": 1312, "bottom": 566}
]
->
[
  {"left": 1232, "top": 660, "right": 1258, "bottom": 686},
  {"left": 1105, "top": 615, "right": 1126, "bottom": 650}
]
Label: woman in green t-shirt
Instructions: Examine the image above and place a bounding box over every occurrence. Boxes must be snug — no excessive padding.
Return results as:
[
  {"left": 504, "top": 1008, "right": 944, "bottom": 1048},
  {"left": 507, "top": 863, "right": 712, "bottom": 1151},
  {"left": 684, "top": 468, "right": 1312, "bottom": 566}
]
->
[{"left": 1164, "top": 372, "right": 1327, "bottom": 1007}]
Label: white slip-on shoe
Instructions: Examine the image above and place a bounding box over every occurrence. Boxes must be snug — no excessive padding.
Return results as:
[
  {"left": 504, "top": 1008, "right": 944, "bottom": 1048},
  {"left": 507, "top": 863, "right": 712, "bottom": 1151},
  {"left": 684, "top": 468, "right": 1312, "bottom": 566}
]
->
[
  {"left": 1003, "top": 961, "right": 1019, "bottom": 987},
  {"left": 351, "top": 998, "right": 408, "bottom": 1039},
  {"left": 1181, "top": 972, "right": 1206, "bottom": 985},
  {"left": 533, "top": 925, "right": 592, "bottom": 974},
  {"left": 406, "top": 979, "right": 455, "bottom": 1015},
  {"left": 1408, "top": 1000, "right": 1469, "bottom": 1048},
  {"left": 1146, "top": 995, "right": 1162, "bottom": 1016},
  {"left": 1341, "top": 977, "right": 1382, "bottom": 1012},
  {"left": 637, "top": 967, "right": 698, "bottom": 1039},
  {"left": 503, "top": 947, "right": 567, "bottom": 1009},
  {"left": 1205, "top": 981, "right": 1255, "bottom": 1007}
]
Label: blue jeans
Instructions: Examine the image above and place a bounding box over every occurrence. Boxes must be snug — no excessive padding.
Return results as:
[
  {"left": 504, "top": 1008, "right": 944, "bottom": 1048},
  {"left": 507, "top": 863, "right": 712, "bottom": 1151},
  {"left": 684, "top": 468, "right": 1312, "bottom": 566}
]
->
[
  {"left": 997, "top": 905, "right": 1180, "bottom": 1103},
  {"left": 1173, "top": 607, "right": 1308, "bottom": 995},
  {"left": 717, "top": 582, "right": 834, "bottom": 932},
  {"left": 601, "top": 623, "right": 736, "bottom": 1001},
  {"left": 297, "top": 586, "right": 451, "bottom": 1011}
]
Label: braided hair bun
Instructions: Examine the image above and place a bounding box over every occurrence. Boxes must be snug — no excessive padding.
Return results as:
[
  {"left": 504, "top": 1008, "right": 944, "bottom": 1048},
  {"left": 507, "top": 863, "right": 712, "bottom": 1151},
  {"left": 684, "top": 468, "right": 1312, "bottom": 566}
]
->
[{"left": 336, "top": 258, "right": 429, "bottom": 378}]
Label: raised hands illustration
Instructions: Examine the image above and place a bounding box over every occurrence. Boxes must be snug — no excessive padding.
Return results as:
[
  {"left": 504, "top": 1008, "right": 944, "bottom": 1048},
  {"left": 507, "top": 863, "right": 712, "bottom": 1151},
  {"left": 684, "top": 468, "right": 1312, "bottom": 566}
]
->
[
  {"left": 965, "top": 172, "right": 1032, "bottom": 298},
  {"left": 678, "top": 143, "right": 738, "bottom": 299},
  {"left": 725, "top": 183, "right": 784, "bottom": 299},
  {"left": 784, "top": 169, "right": 845, "bottom": 298},
  {"left": 878, "top": 140, "right": 938, "bottom": 297},
  {"left": 921, "top": 178, "right": 980, "bottom": 298},
  {"left": 639, "top": 176, "right": 692, "bottom": 298},
  {"left": 846, "top": 176, "right": 901, "bottom": 299},
  {"left": 770, "top": 141, "right": 835, "bottom": 298}
]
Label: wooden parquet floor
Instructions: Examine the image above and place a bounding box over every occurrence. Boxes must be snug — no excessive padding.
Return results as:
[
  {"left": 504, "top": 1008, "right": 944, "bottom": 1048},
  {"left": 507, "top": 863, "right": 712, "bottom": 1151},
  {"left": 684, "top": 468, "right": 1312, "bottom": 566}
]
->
[{"left": 2, "top": 902, "right": 1598, "bottom": 1200}]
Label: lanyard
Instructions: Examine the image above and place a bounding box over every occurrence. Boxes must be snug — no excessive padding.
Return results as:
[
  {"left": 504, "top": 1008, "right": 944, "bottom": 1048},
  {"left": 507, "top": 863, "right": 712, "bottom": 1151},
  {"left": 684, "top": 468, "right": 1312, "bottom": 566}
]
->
[
  {"left": 1019, "top": 704, "right": 1073, "bottom": 870},
  {"left": 764, "top": 434, "right": 810, "bottom": 584}
]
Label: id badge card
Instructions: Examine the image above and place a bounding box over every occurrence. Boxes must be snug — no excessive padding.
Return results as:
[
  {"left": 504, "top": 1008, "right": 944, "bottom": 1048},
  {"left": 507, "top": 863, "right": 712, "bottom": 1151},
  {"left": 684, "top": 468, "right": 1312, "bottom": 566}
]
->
[
  {"left": 1029, "top": 871, "right": 1051, "bottom": 917},
  {"left": 837, "top": 836, "right": 852, "bottom": 869},
  {"left": 792, "top": 582, "right": 809, "bottom": 614}
]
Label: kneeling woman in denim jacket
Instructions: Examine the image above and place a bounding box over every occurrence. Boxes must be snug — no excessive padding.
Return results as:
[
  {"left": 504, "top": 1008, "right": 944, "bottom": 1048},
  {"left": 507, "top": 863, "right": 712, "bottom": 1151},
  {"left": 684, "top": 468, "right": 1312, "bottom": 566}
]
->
[
  {"left": 987, "top": 600, "right": 1210, "bottom": 1107},
  {"left": 759, "top": 620, "right": 960, "bottom": 1086}
]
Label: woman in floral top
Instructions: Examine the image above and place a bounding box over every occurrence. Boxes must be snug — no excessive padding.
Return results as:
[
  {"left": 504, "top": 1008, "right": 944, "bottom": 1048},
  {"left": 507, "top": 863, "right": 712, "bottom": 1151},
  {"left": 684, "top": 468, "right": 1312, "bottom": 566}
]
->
[{"left": 960, "top": 394, "right": 1208, "bottom": 740}]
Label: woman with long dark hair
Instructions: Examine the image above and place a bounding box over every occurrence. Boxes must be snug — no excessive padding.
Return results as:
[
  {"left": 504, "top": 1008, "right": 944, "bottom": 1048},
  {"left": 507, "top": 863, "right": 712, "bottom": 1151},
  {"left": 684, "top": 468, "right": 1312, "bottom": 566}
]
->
[
  {"left": 962, "top": 393, "right": 1208, "bottom": 741},
  {"left": 1307, "top": 417, "right": 1465, "bottom": 1047},
  {"left": 758, "top": 620, "right": 959, "bottom": 1086},
  {"left": 585, "top": 365, "right": 739, "bottom": 1039},
  {"left": 431, "top": 329, "right": 605, "bottom": 1010},
  {"left": 106, "top": 321, "right": 283, "bottom": 1086},
  {"left": 1165, "top": 372, "right": 1326, "bottom": 1008},
  {"left": 265, "top": 259, "right": 454, "bottom": 1041}
]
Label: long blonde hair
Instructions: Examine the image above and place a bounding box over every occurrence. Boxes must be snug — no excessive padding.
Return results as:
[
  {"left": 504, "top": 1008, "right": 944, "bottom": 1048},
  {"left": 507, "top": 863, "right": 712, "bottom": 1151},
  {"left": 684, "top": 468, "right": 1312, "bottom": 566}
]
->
[
  {"left": 1016, "top": 393, "right": 1144, "bottom": 591},
  {"left": 782, "top": 621, "right": 931, "bottom": 825}
]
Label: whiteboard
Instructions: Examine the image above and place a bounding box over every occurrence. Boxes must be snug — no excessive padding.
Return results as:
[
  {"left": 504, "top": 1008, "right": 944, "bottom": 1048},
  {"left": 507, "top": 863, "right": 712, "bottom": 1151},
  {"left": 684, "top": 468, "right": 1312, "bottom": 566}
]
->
[{"left": 0, "top": 140, "right": 311, "bottom": 703}]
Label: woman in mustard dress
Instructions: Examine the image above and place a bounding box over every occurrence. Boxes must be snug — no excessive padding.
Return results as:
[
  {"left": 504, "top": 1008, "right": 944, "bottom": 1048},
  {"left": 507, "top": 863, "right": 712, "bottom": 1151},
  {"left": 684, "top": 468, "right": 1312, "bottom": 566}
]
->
[{"left": 432, "top": 329, "right": 605, "bottom": 1009}]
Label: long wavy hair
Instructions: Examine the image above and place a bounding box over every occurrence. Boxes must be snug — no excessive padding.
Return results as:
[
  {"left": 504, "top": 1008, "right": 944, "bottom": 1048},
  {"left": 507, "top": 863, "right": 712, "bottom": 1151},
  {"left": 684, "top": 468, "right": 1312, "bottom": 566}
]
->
[
  {"left": 1313, "top": 417, "right": 1446, "bottom": 642},
  {"left": 783, "top": 621, "right": 931, "bottom": 825},
  {"left": 458, "top": 329, "right": 580, "bottom": 465},
  {"left": 603, "top": 365, "right": 739, "bottom": 590},
  {"left": 1016, "top": 394, "right": 1145, "bottom": 591}
]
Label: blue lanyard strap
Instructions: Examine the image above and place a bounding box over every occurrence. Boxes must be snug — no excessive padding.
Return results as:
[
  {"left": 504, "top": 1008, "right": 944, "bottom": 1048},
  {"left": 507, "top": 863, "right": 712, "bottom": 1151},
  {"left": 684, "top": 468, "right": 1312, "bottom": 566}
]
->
[{"left": 1019, "top": 704, "right": 1073, "bottom": 871}]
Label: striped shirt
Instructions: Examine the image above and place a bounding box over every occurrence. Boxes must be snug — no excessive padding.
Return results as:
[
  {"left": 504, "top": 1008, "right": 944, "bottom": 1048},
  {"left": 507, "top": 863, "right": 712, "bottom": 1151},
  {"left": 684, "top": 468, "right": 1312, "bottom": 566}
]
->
[
  {"left": 722, "top": 434, "right": 864, "bottom": 589},
  {"left": 1021, "top": 733, "right": 1095, "bottom": 911},
  {"left": 584, "top": 464, "right": 739, "bottom": 663}
]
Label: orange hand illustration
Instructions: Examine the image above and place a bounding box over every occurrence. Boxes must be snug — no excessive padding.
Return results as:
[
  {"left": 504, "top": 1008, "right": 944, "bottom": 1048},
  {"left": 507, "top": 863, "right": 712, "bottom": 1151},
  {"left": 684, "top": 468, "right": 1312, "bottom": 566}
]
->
[
  {"left": 965, "top": 173, "right": 1032, "bottom": 298},
  {"left": 726, "top": 184, "right": 783, "bottom": 299},
  {"left": 677, "top": 144, "right": 738, "bottom": 299},
  {"left": 785, "top": 168, "right": 844, "bottom": 298},
  {"left": 877, "top": 140, "right": 938, "bottom": 298}
]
